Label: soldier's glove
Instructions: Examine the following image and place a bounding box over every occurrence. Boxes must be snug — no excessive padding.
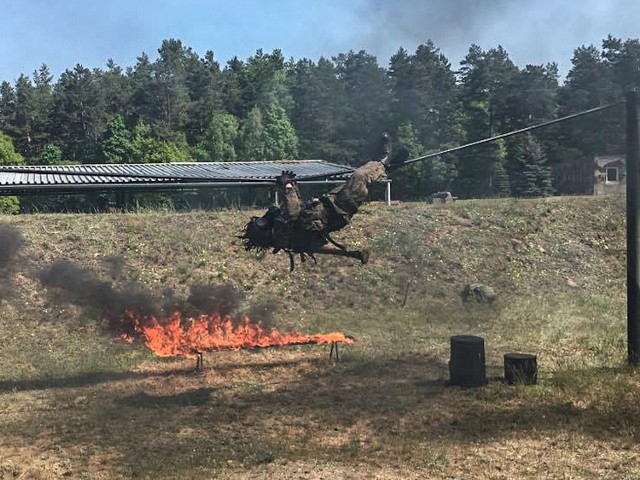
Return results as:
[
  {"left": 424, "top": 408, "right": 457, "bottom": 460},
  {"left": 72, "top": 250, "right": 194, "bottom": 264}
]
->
[{"left": 275, "top": 170, "right": 296, "bottom": 188}]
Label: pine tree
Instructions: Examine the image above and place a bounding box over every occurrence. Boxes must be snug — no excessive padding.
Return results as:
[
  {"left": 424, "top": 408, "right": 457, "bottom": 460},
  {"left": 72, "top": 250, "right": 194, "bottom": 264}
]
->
[
  {"left": 188, "top": 50, "right": 224, "bottom": 140},
  {"left": 0, "top": 81, "right": 17, "bottom": 138},
  {"left": 388, "top": 41, "right": 459, "bottom": 150},
  {"left": 290, "top": 57, "right": 343, "bottom": 160},
  {"left": 334, "top": 50, "right": 390, "bottom": 164},
  {"left": 51, "top": 64, "right": 105, "bottom": 163},
  {"left": 492, "top": 139, "right": 510, "bottom": 197},
  {"left": 456, "top": 45, "right": 519, "bottom": 197},
  {"left": 153, "top": 39, "right": 194, "bottom": 140},
  {"left": 389, "top": 121, "right": 424, "bottom": 198},
  {"left": 30, "top": 65, "right": 55, "bottom": 158},
  {"left": 99, "top": 60, "right": 132, "bottom": 119},
  {"left": 510, "top": 134, "right": 553, "bottom": 197}
]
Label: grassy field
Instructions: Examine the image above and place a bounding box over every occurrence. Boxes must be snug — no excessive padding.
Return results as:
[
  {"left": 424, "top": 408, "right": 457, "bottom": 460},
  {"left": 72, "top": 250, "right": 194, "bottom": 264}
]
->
[{"left": 0, "top": 194, "right": 638, "bottom": 479}]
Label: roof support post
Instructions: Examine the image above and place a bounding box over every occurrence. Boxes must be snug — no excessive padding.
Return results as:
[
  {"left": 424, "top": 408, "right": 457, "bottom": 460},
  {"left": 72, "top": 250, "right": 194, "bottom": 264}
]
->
[{"left": 385, "top": 181, "right": 391, "bottom": 206}]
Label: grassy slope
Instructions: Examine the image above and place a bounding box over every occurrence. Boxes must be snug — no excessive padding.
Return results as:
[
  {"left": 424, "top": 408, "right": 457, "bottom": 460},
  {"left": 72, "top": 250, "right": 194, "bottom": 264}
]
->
[{"left": 0, "top": 194, "right": 639, "bottom": 479}]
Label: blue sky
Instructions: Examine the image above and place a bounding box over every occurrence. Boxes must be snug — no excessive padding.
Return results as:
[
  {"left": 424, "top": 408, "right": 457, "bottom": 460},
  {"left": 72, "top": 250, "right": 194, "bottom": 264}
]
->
[{"left": 1, "top": 0, "right": 639, "bottom": 84}]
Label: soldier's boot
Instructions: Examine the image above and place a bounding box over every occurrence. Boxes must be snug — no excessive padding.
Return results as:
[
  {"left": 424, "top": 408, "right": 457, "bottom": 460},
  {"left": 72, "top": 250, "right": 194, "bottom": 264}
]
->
[
  {"left": 379, "top": 132, "right": 393, "bottom": 170},
  {"left": 314, "top": 246, "right": 369, "bottom": 265},
  {"left": 358, "top": 249, "right": 370, "bottom": 265},
  {"left": 380, "top": 133, "right": 394, "bottom": 172}
]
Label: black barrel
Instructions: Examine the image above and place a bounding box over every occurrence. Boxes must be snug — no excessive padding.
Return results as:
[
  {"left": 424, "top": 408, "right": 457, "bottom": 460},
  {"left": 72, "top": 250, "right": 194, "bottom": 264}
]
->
[{"left": 449, "top": 335, "right": 487, "bottom": 387}]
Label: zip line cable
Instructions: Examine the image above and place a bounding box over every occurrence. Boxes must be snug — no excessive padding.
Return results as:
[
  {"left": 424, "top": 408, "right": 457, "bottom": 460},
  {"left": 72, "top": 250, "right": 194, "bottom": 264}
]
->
[{"left": 396, "top": 100, "right": 624, "bottom": 169}]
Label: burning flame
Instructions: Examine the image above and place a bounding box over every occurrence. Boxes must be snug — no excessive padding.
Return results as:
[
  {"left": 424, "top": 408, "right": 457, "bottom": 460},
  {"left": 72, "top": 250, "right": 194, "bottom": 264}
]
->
[{"left": 123, "top": 311, "right": 355, "bottom": 357}]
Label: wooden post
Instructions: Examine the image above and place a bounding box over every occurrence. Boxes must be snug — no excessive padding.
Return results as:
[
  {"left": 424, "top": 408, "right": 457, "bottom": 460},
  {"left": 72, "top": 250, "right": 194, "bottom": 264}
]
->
[
  {"left": 449, "top": 335, "right": 487, "bottom": 387},
  {"left": 504, "top": 353, "right": 537, "bottom": 385}
]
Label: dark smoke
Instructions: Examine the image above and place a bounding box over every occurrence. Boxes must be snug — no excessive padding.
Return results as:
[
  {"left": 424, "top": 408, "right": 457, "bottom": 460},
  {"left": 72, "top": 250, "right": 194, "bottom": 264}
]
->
[
  {"left": 187, "top": 283, "right": 244, "bottom": 317},
  {"left": 350, "top": 0, "right": 639, "bottom": 80},
  {"left": 103, "top": 254, "right": 126, "bottom": 279},
  {"left": 0, "top": 224, "right": 24, "bottom": 269},
  {"left": 36, "top": 259, "right": 162, "bottom": 324},
  {"left": 35, "top": 259, "right": 257, "bottom": 331},
  {"left": 244, "top": 301, "right": 276, "bottom": 329},
  {"left": 354, "top": 0, "right": 514, "bottom": 66},
  {"left": 0, "top": 224, "right": 24, "bottom": 300}
]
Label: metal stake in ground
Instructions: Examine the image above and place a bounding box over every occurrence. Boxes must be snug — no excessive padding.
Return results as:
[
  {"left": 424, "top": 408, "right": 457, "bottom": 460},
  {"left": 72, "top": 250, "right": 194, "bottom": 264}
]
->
[
  {"left": 193, "top": 350, "right": 204, "bottom": 372},
  {"left": 329, "top": 342, "right": 339, "bottom": 362}
]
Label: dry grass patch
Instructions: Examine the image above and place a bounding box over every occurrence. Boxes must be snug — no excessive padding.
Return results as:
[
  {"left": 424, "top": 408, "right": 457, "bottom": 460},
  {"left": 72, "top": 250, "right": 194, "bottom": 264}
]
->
[{"left": 0, "top": 195, "right": 637, "bottom": 479}]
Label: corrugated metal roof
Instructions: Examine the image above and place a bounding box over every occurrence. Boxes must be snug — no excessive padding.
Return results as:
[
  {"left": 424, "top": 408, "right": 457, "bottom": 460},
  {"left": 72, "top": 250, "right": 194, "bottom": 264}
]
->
[{"left": 0, "top": 160, "right": 355, "bottom": 194}]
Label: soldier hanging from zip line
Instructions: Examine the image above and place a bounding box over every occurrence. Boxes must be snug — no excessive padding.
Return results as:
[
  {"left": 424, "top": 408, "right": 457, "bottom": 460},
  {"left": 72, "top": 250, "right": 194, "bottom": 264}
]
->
[{"left": 240, "top": 133, "right": 400, "bottom": 271}]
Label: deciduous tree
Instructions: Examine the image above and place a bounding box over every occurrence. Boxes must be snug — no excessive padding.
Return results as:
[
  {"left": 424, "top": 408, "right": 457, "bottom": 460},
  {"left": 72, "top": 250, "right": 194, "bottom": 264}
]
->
[
  {"left": 262, "top": 104, "right": 298, "bottom": 160},
  {"left": 194, "top": 112, "right": 239, "bottom": 162},
  {"left": 101, "top": 116, "right": 134, "bottom": 164},
  {"left": 237, "top": 106, "right": 264, "bottom": 160}
]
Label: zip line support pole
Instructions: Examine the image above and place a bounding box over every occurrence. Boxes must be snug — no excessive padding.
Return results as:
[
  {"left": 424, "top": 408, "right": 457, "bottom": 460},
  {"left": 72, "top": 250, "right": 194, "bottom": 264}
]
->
[{"left": 627, "top": 90, "right": 640, "bottom": 366}]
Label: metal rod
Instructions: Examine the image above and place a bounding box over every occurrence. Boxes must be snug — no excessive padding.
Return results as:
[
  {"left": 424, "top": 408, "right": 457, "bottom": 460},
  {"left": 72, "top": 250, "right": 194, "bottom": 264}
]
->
[
  {"left": 385, "top": 180, "right": 391, "bottom": 206},
  {"left": 194, "top": 351, "right": 204, "bottom": 371},
  {"left": 329, "top": 342, "right": 340, "bottom": 362},
  {"left": 398, "top": 101, "right": 625, "bottom": 168},
  {"left": 627, "top": 90, "right": 640, "bottom": 366}
]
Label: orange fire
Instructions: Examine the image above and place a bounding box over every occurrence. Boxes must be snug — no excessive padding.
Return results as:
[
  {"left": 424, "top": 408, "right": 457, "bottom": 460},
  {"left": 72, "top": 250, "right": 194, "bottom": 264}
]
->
[{"left": 123, "top": 311, "right": 355, "bottom": 357}]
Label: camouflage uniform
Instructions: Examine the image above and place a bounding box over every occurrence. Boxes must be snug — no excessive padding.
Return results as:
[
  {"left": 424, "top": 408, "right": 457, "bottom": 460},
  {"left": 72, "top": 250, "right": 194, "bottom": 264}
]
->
[
  {"left": 240, "top": 133, "right": 393, "bottom": 267},
  {"left": 274, "top": 160, "right": 387, "bottom": 252}
]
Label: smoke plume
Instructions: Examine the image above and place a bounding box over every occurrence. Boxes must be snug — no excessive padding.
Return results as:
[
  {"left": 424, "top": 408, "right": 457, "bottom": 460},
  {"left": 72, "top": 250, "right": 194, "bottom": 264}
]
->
[
  {"left": 0, "top": 224, "right": 24, "bottom": 300},
  {"left": 0, "top": 224, "right": 23, "bottom": 270},
  {"left": 35, "top": 259, "right": 257, "bottom": 331},
  {"left": 187, "top": 283, "right": 244, "bottom": 317},
  {"left": 348, "top": 0, "right": 640, "bottom": 80},
  {"left": 36, "top": 260, "right": 161, "bottom": 323}
]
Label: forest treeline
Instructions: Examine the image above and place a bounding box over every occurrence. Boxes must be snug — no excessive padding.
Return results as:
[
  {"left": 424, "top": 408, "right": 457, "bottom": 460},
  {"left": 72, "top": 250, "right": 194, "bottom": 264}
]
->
[{"left": 1, "top": 35, "right": 639, "bottom": 210}]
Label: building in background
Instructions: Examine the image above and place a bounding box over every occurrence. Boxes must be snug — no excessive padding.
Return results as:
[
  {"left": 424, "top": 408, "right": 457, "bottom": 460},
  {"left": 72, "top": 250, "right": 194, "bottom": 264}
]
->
[{"left": 593, "top": 154, "right": 625, "bottom": 195}]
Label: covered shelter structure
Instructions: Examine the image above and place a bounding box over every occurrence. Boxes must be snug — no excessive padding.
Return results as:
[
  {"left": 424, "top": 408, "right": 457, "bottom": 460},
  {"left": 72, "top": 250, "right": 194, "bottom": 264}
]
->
[{"left": 0, "top": 160, "right": 393, "bottom": 208}]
